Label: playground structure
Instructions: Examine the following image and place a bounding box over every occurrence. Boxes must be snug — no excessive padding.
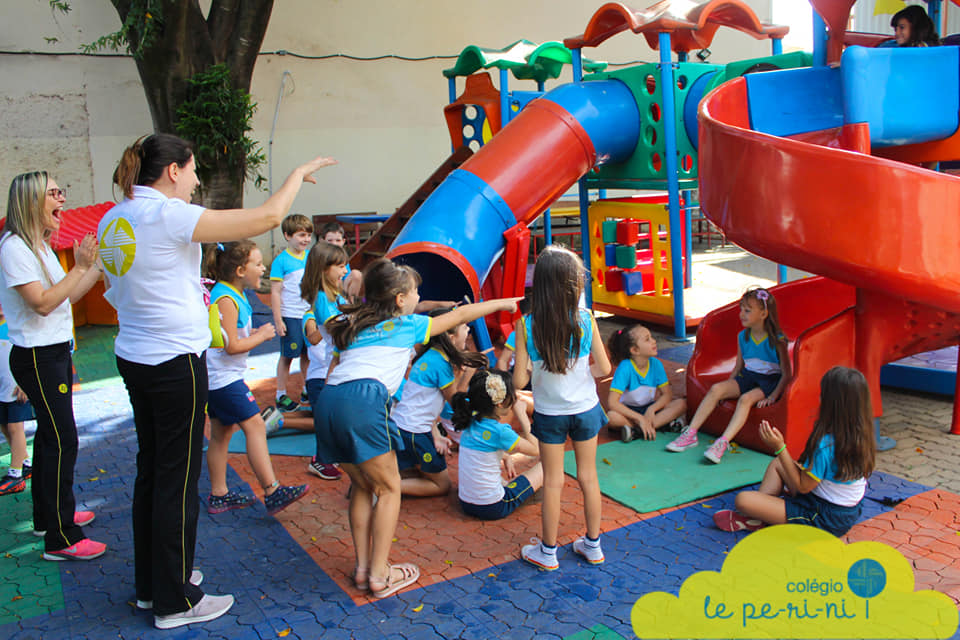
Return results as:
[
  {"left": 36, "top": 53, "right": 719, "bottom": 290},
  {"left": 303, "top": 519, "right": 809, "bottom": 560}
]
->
[
  {"left": 369, "top": 2, "right": 803, "bottom": 352},
  {"left": 693, "top": 0, "right": 960, "bottom": 452},
  {"left": 356, "top": 0, "right": 960, "bottom": 453}
]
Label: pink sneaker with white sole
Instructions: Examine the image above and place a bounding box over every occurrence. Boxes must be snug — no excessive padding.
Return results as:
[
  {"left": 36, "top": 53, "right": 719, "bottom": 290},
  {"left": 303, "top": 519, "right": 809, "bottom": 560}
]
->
[{"left": 42, "top": 538, "right": 107, "bottom": 561}]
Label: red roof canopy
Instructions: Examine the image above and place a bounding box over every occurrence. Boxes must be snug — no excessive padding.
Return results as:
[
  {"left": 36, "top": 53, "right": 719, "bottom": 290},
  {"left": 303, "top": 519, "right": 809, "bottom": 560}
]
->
[
  {"left": 564, "top": 1, "right": 789, "bottom": 53},
  {"left": 52, "top": 202, "right": 113, "bottom": 251}
]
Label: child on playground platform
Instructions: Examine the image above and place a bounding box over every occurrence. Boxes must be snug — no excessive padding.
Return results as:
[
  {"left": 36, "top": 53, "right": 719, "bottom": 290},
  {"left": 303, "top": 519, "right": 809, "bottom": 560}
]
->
[
  {"left": 320, "top": 222, "right": 363, "bottom": 301},
  {"left": 0, "top": 305, "right": 33, "bottom": 495},
  {"left": 714, "top": 366, "right": 876, "bottom": 536},
  {"left": 392, "top": 307, "right": 487, "bottom": 497},
  {"left": 606, "top": 324, "right": 686, "bottom": 443},
  {"left": 313, "top": 258, "right": 518, "bottom": 598},
  {"left": 271, "top": 214, "right": 313, "bottom": 411},
  {"left": 300, "top": 240, "right": 350, "bottom": 481},
  {"left": 514, "top": 245, "right": 611, "bottom": 571},
  {"left": 204, "top": 241, "right": 309, "bottom": 516},
  {"left": 455, "top": 369, "right": 543, "bottom": 520},
  {"left": 666, "top": 287, "right": 790, "bottom": 464}
]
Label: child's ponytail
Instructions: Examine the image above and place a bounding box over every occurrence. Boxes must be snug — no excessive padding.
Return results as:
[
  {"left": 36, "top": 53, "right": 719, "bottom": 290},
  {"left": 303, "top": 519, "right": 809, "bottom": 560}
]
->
[
  {"left": 607, "top": 326, "right": 636, "bottom": 364},
  {"left": 450, "top": 369, "right": 516, "bottom": 432},
  {"left": 450, "top": 391, "right": 472, "bottom": 432},
  {"left": 202, "top": 240, "right": 257, "bottom": 283}
]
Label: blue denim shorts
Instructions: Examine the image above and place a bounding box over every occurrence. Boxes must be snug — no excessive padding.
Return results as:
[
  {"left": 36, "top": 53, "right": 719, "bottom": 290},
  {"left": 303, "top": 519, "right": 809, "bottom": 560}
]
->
[
  {"left": 0, "top": 399, "right": 34, "bottom": 424},
  {"left": 460, "top": 475, "right": 534, "bottom": 520},
  {"left": 736, "top": 369, "right": 781, "bottom": 396},
  {"left": 207, "top": 379, "right": 260, "bottom": 425},
  {"left": 280, "top": 316, "right": 305, "bottom": 358},
  {"left": 396, "top": 430, "right": 447, "bottom": 473},
  {"left": 784, "top": 491, "right": 862, "bottom": 536},
  {"left": 313, "top": 379, "right": 404, "bottom": 465},
  {"left": 532, "top": 403, "right": 606, "bottom": 444}
]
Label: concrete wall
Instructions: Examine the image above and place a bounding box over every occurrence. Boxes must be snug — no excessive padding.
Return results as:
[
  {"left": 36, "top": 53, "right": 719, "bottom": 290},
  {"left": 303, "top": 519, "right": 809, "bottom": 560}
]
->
[{"left": 0, "top": 0, "right": 775, "bottom": 258}]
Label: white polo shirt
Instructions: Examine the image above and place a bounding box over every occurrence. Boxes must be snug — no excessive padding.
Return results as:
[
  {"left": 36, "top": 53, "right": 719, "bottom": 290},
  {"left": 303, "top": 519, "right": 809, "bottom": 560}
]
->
[
  {"left": 98, "top": 185, "right": 209, "bottom": 365},
  {"left": 0, "top": 233, "right": 74, "bottom": 348}
]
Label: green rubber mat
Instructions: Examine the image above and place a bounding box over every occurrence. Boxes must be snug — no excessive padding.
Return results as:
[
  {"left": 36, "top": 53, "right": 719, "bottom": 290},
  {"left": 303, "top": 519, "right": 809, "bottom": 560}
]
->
[
  {"left": 563, "top": 433, "right": 771, "bottom": 514},
  {"left": 0, "top": 440, "right": 63, "bottom": 625},
  {"left": 73, "top": 325, "right": 121, "bottom": 390},
  {"left": 227, "top": 428, "right": 315, "bottom": 457}
]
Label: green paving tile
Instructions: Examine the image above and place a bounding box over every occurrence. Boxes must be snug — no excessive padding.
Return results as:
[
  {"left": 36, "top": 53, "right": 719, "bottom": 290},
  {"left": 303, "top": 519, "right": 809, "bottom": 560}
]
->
[
  {"left": 73, "top": 325, "right": 122, "bottom": 389},
  {"left": 563, "top": 624, "right": 626, "bottom": 640},
  {"left": 0, "top": 481, "right": 63, "bottom": 624}
]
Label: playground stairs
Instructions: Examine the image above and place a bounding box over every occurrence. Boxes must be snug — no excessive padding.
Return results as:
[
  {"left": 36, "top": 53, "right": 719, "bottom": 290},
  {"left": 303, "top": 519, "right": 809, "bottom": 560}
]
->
[{"left": 349, "top": 145, "right": 473, "bottom": 270}]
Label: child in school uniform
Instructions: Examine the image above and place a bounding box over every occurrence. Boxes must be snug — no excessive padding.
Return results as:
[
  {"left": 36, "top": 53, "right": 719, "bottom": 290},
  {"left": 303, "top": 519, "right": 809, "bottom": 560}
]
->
[{"left": 270, "top": 214, "right": 313, "bottom": 411}]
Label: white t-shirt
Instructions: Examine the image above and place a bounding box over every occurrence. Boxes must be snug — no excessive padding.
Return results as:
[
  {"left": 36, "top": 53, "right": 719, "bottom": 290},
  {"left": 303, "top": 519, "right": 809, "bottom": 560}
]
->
[
  {"left": 98, "top": 185, "right": 209, "bottom": 365},
  {"left": 0, "top": 233, "right": 74, "bottom": 348},
  {"left": 522, "top": 309, "right": 599, "bottom": 415},
  {"left": 458, "top": 417, "right": 520, "bottom": 505}
]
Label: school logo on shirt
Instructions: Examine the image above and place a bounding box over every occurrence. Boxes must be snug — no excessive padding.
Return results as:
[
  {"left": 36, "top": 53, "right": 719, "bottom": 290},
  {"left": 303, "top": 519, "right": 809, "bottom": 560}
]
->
[
  {"left": 382, "top": 321, "right": 395, "bottom": 333},
  {"left": 422, "top": 453, "right": 433, "bottom": 463},
  {"left": 418, "top": 362, "right": 428, "bottom": 371},
  {"left": 482, "top": 430, "right": 492, "bottom": 440},
  {"left": 58, "top": 383, "right": 68, "bottom": 394},
  {"left": 99, "top": 218, "right": 137, "bottom": 276}
]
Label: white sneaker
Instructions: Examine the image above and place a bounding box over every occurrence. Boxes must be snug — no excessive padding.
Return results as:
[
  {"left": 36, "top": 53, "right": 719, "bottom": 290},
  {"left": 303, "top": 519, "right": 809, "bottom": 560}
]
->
[
  {"left": 573, "top": 536, "right": 605, "bottom": 565},
  {"left": 153, "top": 592, "right": 233, "bottom": 629},
  {"left": 136, "top": 570, "right": 204, "bottom": 610},
  {"left": 521, "top": 537, "right": 559, "bottom": 571}
]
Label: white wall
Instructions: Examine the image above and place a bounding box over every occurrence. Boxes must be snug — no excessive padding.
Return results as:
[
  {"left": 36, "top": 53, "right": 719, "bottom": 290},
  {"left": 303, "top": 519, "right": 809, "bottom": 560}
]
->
[{"left": 1, "top": 0, "right": 778, "bottom": 257}]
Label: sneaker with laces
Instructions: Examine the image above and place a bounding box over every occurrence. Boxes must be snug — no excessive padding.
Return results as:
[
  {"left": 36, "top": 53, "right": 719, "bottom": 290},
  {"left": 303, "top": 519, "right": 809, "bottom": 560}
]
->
[
  {"left": 704, "top": 437, "right": 729, "bottom": 464},
  {"left": 0, "top": 472, "right": 25, "bottom": 495},
  {"left": 137, "top": 570, "right": 204, "bottom": 610},
  {"left": 154, "top": 593, "right": 234, "bottom": 630},
  {"left": 22, "top": 462, "right": 32, "bottom": 480},
  {"left": 521, "top": 537, "right": 559, "bottom": 571},
  {"left": 307, "top": 458, "right": 342, "bottom": 480},
  {"left": 264, "top": 484, "right": 309, "bottom": 515},
  {"left": 34, "top": 510, "right": 95, "bottom": 536},
  {"left": 43, "top": 538, "right": 107, "bottom": 561},
  {"left": 275, "top": 394, "right": 299, "bottom": 412},
  {"left": 620, "top": 425, "right": 634, "bottom": 443},
  {"left": 207, "top": 490, "right": 255, "bottom": 514},
  {"left": 572, "top": 536, "right": 605, "bottom": 565},
  {"left": 665, "top": 427, "right": 699, "bottom": 452}
]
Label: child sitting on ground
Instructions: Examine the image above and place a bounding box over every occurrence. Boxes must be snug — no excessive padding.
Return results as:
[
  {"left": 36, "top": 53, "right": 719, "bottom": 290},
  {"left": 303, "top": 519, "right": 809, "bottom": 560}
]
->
[
  {"left": 204, "top": 241, "right": 309, "bottom": 515},
  {"left": 714, "top": 366, "right": 876, "bottom": 536},
  {"left": 392, "top": 307, "right": 487, "bottom": 497},
  {"left": 271, "top": 214, "right": 314, "bottom": 411},
  {"left": 0, "top": 305, "right": 33, "bottom": 495},
  {"left": 454, "top": 369, "right": 542, "bottom": 520},
  {"left": 606, "top": 324, "right": 686, "bottom": 443},
  {"left": 666, "top": 287, "right": 791, "bottom": 464}
]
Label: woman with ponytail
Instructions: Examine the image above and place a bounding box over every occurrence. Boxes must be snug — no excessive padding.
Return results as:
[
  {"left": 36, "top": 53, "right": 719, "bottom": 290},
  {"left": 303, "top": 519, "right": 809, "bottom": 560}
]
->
[{"left": 98, "top": 133, "right": 334, "bottom": 630}]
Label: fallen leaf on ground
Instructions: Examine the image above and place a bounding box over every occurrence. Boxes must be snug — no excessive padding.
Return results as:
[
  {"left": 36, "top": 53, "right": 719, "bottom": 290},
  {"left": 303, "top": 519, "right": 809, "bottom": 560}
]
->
[{"left": 412, "top": 604, "right": 423, "bottom": 612}]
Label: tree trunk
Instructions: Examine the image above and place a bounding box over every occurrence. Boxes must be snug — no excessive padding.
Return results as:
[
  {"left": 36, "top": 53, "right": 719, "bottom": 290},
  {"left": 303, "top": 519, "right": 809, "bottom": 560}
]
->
[
  {"left": 110, "top": 0, "right": 274, "bottom": 208},
  {"left": 200, "top": 161, "right": 245, "bottom": 210}
]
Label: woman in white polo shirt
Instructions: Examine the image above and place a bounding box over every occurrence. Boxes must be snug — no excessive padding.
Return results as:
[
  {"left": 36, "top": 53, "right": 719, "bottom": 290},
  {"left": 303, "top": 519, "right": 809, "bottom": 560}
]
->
[
  {"left": 99, "top": 133, "right": 334, "bottom": 630},
  {"left": 0, "top": 172, "right": 105, "bottom": 561}
]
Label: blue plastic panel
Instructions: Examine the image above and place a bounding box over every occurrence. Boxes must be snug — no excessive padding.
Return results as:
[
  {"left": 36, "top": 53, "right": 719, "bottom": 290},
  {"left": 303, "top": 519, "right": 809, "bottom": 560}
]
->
[
  {"left": 544, "top": 79, "right": 640, "bottom": 164},
  {"left": 745, "top": 66, "right": 844, "bottom": 137},
  {"left": 842, "top": 45, "right": 959, "bottom": 147}
]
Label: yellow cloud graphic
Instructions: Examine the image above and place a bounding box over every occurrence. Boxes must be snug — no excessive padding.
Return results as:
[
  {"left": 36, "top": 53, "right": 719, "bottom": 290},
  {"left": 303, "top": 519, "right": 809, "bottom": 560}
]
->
[{"left": 631, "top": 524, "right": 958, "bottom": 638}]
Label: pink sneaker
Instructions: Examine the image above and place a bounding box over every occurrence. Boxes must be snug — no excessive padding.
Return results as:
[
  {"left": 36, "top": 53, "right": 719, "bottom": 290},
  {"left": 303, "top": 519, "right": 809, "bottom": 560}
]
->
[
  {"left": 33, "top": 510, "right": 96, "bottom": 537},
  {"left": 43, "top": 538, "right": 107, "bottom": 561},
  {"left": 665, "top": 427, "right": 698, "bottom": 452},
  {"left": 713, "top": 509, "right": 765, "bottom": 532},
  {"left": 704, "top": 438, "right": 729, "bottom": 464}
]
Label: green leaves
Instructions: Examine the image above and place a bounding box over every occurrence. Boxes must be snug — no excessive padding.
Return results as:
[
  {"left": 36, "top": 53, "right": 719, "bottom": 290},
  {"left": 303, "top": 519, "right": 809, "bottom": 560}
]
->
[{"left": 175, "top": 64, "right": 267, "bottom": 192}]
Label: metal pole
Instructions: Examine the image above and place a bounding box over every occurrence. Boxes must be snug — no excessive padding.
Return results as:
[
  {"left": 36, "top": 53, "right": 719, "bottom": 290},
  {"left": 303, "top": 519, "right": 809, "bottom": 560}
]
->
[{"left": 658, "top": 32, "right": 686, "bottom": 340}]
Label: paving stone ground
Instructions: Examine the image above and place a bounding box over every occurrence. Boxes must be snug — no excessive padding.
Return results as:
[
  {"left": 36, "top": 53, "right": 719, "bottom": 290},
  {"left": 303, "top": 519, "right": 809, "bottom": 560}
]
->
[{"left": 1, "top": 244, "right": 959, "bottom": 639}]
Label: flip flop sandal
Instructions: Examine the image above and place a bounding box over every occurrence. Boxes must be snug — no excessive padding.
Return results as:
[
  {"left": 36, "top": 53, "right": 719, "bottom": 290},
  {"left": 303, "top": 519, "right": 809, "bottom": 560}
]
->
[
  {"left": 370, "top": 563, "right": 420, "bottom": 599},
  {"left": 713, "top": 509, "right": 765, "bottom": 532},
  {"left": 352, "top": 567, "right": 369, "bottom": 592}
]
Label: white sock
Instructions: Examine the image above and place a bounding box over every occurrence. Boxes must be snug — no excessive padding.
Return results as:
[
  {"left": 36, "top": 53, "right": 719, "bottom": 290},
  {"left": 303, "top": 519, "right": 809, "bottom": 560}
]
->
[
  {"left": 23, "top": 458, "right": 31, "bottom": 467},
  {"left": 584, "top": 535, "right": 601, "bottom": 549},
  {"left": 540, "top": 542, "right": 557, "bottom": 556},
  {"left": 276, "top": 390, "right": 286, "bottom": 400},
  {"left": 8, "top": 467, "right": 22, "bottom": 478}
]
